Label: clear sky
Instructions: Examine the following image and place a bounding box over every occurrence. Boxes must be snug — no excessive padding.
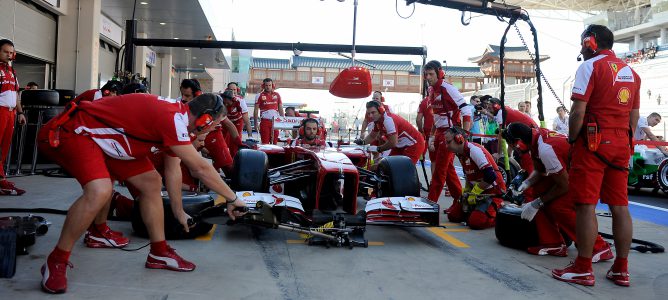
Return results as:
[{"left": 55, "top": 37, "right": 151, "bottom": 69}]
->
[{"left": 199, "top": 0, "right": 632, "bottom": 125}]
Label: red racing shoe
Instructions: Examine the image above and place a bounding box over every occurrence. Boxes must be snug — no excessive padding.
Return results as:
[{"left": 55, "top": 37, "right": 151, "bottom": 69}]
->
[
  {"left": 552, "top": 262, "right": 595, "bottom": 286},
  {"left": 146, "top": 246, "right": 196, "bottom": 272},
  {"left": 41, "top": 259, "right": 73, "bottom": 294},
  {"left": 592, "top": 243, "right": 614, "bottom": 263},
  {"left": 0, "top": 179, "right": 26, "bottom": 196},
  {"left": 84, "top": 226, "right": 130, "bottom": 248},
  {"left": 606, "top": 269, "right": 630, "bottom": 287},
  {"left": 527, "top": 244, "right": 568, "bottom": 257}
]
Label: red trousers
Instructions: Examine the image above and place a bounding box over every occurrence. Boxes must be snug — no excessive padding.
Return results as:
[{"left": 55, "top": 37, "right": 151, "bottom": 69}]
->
[
  {"left": 531, "top": 178, "right": 607, "bottom": 249},
  {"left": 0, "top": 107, "right": 16, "bottom": 177},
  {"left": 223, "top": 121, "right": 243, "bottom": 159},
  {"left": 447, "top": 197, "right": 503, "bottom": 229},
  {"left": 389, "top": 137, "right": 425, "bottom": 165},
  {"left": 427, "top": 129, "right": 463, "bottom": 202},
  {"left": 259, "top": 119, "right": 278, "bottom": 144},
  {"left": 204, "top": 128, "right": 233, "bottom": 170}
]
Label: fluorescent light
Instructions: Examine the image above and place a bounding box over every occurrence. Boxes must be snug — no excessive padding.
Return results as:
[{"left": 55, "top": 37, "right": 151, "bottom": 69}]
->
[
  {"left": 159, "top": 22, "right": 166, "bottom": 25},
  {"left": 173, "top": 37, "right": 179, "bottom": 39},
  {"left": 140, "top": 2, "right": 148, "bottom": 5},
  {"left": 199, "top": 63, "right": 203, "bottom": 66},
  {"left": 192, "top": 57, "right": 197, "bottom": 59},
  {"left": 184, "top": 48, "right": 189, "bottom": 51}
]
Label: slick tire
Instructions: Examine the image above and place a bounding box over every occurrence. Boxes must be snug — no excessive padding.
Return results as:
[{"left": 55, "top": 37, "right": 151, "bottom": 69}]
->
[
  {"left": 495, "top": 205, "right": 539, "bottom": 249},
  {"left": 132, "top": 193, "right": 214, "bottom": 240},
  {"left": 657, "top": 159, "right": 668, "bottom": 195},
  {"left": 20, "top": 90, "right": 60, "bottom": 106},
  {"left": 377, "top": 156, "right": 420, "bottom": 197},
  {"left": 0, "top": 228, "right": 17, "bottom": 278},
  {"left": 232, "top": 149, "right": 268, "bottom": 192}
]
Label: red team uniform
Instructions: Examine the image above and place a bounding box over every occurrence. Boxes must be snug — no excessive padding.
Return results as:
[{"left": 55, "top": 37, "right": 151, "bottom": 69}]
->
[
  {"left": 447, "top": 141, "right": 506, "bottom": 229},
  {"left": 569, "top": 49, "right": 640, "bottom": 207},
  {"left": 223, "top": 95, "right": 248, "bottom": 157},
  {"left": 427, "top": 80, "right": 471, "bottom": 202},
  {"left": 527, "top": 128, "right": 609, "bottom": 255},
  {"left": 371, "top": 112, "right": 425, "bottom": 164},
  {"left": 496, "top": 106, "right": 538, "bottom": 198},
  {"left": 256, "top": 91, "right": 282, "bottom": 144},
  {"left": 0, "top": 61, "right": 19, "bottom": 180},
  {"left": 38, "top": 94, "right": 192, "bottom": 185},
  {"left": 418, "top": 95, "right": 434, "bottom": 159}
]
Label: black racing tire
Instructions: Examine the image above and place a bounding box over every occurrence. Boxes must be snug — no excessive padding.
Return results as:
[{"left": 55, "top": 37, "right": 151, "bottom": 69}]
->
[
  {"left": 657, "top": 159, "right": 668, "bottom": 195},
  {"left": 232, "top": 149, "right": 268, "bottom": 192},
  {"left": 0, "top": 228, "right": 17, "bottom": 278},
  {"left": 496, "top": 157, "right": 521, "bottom": 185},
  {"left": 20, "top": 89, "right": 60, "bottom": 106},
  {"left": 376, "top": 156, "right": 420, "bottom": 197},
  {"left": 132, "top": 193, "right": 214, "bottom": 240},
  {"left": 495, "top": 205, "right": 539, "bottom": 249},
  {"left": 54, "top": 89, "right": 76, "bottom": 106}
]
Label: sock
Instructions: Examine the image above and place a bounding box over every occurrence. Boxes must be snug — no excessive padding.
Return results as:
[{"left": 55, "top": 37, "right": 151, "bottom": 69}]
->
[
  {"left": 574, "top": 256, "right": 592, "bottom": 271},
  {"left": 94, "top": 222, "right": 109, "bottom": 232},
  {"left": 49, "top": 247, "right": 71, "bottom": 263},
  {"left": 612, "top": 257, "right": 628, "bottom": 272},
  {"left": 150, "top": 240, "right": 168, "bottom": 253}
]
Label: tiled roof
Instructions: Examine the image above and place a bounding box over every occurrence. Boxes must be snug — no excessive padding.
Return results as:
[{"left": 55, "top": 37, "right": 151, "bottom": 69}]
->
[
  {"left": 251, "top": 57, "right": 291, "bottom": 69},
  {"left": 291, "top": 56, "right": 415, "bottom": 71},
  {"left": 413, "top": 65, "right": 484, "bottom": 78},
  {"left": 469, "top": 44, "right": 550, "bottom": 63}
]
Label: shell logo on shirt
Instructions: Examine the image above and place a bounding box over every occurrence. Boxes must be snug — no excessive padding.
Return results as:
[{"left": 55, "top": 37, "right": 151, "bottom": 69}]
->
[{"left": 618, "top": 87, "right": 630, "bottom": 105}]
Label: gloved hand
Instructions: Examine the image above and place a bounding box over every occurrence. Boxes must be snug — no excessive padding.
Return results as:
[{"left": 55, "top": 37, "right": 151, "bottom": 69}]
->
[
  {"left": 428, "top": 135, "right": 436, "bottom": 152},
  {"left": 368, "top": 145, "right": 379, "bottom": 153},
  {"left": 466, "top": 184, "right": 485, "bottom": 205},
  {"left": 354, "top": 138, "right": 365, "bottom": 145},
  {"left": 512, "top": 180, "right": 531, "bottom": 196},
  {"left": 520, "top": 198, "right": 542, "bottom": 221}
]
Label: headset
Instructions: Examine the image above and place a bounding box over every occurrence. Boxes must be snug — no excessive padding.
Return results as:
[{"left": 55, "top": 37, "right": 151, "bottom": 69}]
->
[
  {"left": 424, "top": 60, "right": 445, "bottom": 80},
  {"left": 261, "top": 78, "right": 276, "bottom": 90},
  {"left": 227, "top": 82, "right": 241, "bottom": 94},
  {"left": 447, "top": 127, "right": 465, "bottom": 145},
  {"left": 582, "top": 32, "right": 598, "bottom": 53},
  {"left": 501, "top": 123, "right": 530, "bottom": 153},
  {"left": 299, "top": 118, "right": 321, "bottom": 137},
  {"left": 0, "top": 39, "right": 18, "bottom": 91},
  {"left": 181, "top": 79, "right": 202, "bottom": 97},
  {"left": 101, "top": 80, "right": 123, "bottom": 96},
  {"left": 194, "top": 94, "right": 224, "bottom": 132}
]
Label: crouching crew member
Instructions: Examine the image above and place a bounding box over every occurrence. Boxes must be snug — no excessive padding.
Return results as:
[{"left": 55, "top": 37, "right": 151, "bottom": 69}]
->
[
  {"left": 37, "top": 93, "right": 246, "bottom": 294},
  {"left": 444, "top": 127, "right": 505, "bottom": 229},
  {"left": 502, "top": 123, "right": 613, "bottom": 259},
  {"left": 359, "top": 100, "right": 425, "bottom": 164},
  {"left": 553, "top": 24, "right": 640, "bottom": 287},
  {"left": 291, "top": 118, "right": 326, "bottom": 147},
  {"left": 254, "top": 78, "right": 284, "bottom": 144}
]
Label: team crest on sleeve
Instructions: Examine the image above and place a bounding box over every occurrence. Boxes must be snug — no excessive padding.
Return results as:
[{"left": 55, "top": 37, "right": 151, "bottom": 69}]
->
[
  {"left": 174, "top": 113, "right": 190, "bottom": 141},
  {"left": 617, "top": 87, "right": 631, "bottom": 105}
]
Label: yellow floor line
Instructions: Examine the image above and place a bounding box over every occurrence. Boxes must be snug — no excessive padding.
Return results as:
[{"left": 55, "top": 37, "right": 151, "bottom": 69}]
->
[
  {"left": 427, "top": 227, "right": 470, "bottom": 248},
  {"left": 441, "top": 228, "right": 470, "bottom": 232},
  {"left": 367, "top": 241, "right": 384, "bottom": 246},
  {"left": 440, "top": 222, "right": 464, "bottom": 227},
  {"left": 195, "top": 224, "right": 217, "bottom": 241}
]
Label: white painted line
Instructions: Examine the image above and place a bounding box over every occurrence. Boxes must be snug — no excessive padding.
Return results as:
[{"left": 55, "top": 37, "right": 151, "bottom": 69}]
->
[{"left": 628, "top": 201, "right": 668, "bottom": 213}]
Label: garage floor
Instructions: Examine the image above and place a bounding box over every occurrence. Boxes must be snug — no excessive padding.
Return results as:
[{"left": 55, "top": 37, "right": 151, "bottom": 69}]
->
[{"left": 1, "top": 172, "right": 667, "bottom": 299}]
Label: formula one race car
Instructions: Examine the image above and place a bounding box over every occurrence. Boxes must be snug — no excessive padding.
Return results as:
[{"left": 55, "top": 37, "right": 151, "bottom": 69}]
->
[
  {"left": 628, "top": 146, "right": 668, "bottom": 195},
  {"left": 198, "top": 141, "right": 440, "bottom": 248}
]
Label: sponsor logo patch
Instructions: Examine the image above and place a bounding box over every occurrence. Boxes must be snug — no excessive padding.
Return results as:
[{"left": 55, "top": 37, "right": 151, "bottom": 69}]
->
[{"left": 618, "top": 87, "right": 630, "bottom": 105}]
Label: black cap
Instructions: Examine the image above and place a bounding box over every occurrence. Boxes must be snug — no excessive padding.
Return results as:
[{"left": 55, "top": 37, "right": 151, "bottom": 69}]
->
[
  {"left": 101, "top": 80, "right": 124, "bottom": 93},
  {"left": 221, "top": 90, "right": 234, "bottom": 100},
  {"left": 120, "top": 83, "right": 147, "bottom": 95}
]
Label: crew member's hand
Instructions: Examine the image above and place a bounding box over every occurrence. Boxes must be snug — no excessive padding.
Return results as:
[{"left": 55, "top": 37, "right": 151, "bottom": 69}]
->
[
  {"left": 354, "top": 138, "right": 365, "bottom": 145},
  {"left": 466, "top": 184, "right": 485, "bottom": 205},
  {"left": 520, "top": 198, "right": 542, "bottom": 221},
  {"left": 17, "top": 113, "right": 26, "bottom": 126},
  {"left": 227, "top": 197, "right": 247, "bottom": 220},
  {"left": 428, "top": 136, "right": 436, "bottom": 152},
  {"left": 513, "top": 180, "right": 531, "bottom": 196},
  {"left": 174, "top": 210, "right": 192, "bottom": 233},
  {"left": 368, "top": 145, "right": 379, "bottom": 153}
]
